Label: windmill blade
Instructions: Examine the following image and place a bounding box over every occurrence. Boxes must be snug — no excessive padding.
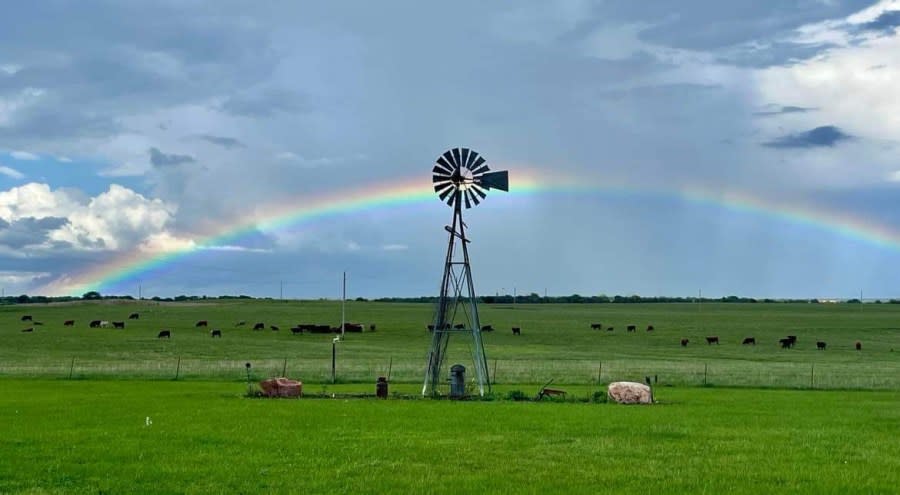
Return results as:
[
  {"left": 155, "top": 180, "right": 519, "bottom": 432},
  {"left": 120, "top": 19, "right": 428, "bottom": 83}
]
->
[
  {"left": 460, "top": 148, "right": 471, "bottom": 170},
  {"left": 438, "top": 184, "right": 455, "bottom": 203},
  {"left": 435, "top": 157, "right": 454, "bottom": 174},
  {"left": 464, "top": 148, "right": 478, "bottom": 169},
  {"left": 463, "top": 190, "right": 472, "bottom": 209},
  {"left": 470, "top": 156, "right": 488, "bottom": 175},
  {"left": 468, "top": 189, "right": 481, "bottom": 206},
  {"left": 477, "top": 170, "right": 508, "bottom": 191},
  {"left": 451, "top": 148, "right": 463, "bottom": 168},
  {"left": 470, "top": 184, "right": 487, "bottom": 200},
  {"left": 433, "top": 174, "right": 452, "bottom": 184},
  {"left": 447, "top": 191, "right": 457, "bottom": 207},
  {"left": 442, "top": 151, "right": 457, "bottom": 169}
]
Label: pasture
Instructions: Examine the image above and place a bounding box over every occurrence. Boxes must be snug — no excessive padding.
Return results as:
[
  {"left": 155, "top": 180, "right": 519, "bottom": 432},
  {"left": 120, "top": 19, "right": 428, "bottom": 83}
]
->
[{"left": 2, "top": 300, "right": 900, "bottom": 389}]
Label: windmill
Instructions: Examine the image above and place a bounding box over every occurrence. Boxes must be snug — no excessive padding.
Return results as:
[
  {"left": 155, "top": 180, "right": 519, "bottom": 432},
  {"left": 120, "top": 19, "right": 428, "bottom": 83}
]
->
[{"left": 423, "top": 148, "right": 508, "bottom": 397}]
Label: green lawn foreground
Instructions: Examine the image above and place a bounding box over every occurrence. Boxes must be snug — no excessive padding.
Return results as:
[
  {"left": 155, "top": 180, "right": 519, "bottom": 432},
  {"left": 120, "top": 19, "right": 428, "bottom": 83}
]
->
[{"left": 1, "top": 380, "right": 898, "bottom": 494}]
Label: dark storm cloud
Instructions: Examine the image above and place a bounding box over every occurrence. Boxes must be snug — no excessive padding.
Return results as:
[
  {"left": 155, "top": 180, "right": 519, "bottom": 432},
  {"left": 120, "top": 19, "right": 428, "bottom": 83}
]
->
[
  {"left": 753, "top": 105, "right": 815, "bottom": 117},
  {"left": 763, "top": 126, "right": 853, "bottom": 149},
  {"left": 196, "top": 135, "right": 244, "bottom": 149},
  {"left": 148, "top": 147, "right": 195, "bottom": 167},
  {"left": 0, "top": 216, "right": 69, "bottom": 249},
  {"left": 858, "top": 10, "right": 900, "bottom": 33}
]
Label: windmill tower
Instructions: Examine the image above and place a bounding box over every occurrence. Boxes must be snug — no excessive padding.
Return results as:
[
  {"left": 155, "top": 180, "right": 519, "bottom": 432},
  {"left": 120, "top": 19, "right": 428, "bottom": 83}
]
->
[{"left": 423, "top": 148, "right": 508, "bottom": 397}]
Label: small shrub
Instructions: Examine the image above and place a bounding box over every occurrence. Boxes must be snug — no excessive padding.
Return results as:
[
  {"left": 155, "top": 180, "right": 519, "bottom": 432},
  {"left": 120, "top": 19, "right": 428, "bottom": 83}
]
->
[
  {"left": 591, "top": 390, "right": 608, "bottom": 403},
  {"left": 506, "top": 390, "right": 530, "bottom": 401}
]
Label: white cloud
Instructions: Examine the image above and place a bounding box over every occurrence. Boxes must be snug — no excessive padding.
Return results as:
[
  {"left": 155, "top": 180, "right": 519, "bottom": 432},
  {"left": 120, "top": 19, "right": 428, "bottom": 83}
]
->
[
  {"left": 381, "top": 244, "right": 408, "bottom": 251},
  {"left": 10, "top": 151, "right": 39, "bottom": 160},
  {"left": 0, "top": 271, "right": 51, "bottom": 285},
  {"left": 56, "top": 156, "right": 73, "bottom": 163},
  {"left": 0, "top": 64, "right": 21, "bottom": 75},
  {"left": 0, "top": 88, "right": 45, "bottom": 126},
  {"left": 0, "top": 165, "right": 25, "bottom": 179}
]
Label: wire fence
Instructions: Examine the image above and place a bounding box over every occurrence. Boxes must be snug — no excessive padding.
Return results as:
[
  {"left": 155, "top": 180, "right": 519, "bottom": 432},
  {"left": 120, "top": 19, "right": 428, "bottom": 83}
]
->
[{"left": 2, "top": 357, "right": 899, "bottom": 391}]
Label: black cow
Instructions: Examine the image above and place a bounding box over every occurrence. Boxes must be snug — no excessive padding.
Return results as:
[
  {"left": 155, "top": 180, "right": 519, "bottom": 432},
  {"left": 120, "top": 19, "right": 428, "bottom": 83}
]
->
[
  {"left": 158, "top": 330, "right": 171, "bottom": 339},
  {"left": 210, "top": 329, "right": 222, "bottom": 338},
  {"left": 742, "top": 337, "right": 756, "bottom": 345},
  {"left": 606, "top": 326, "right": 614, "bottom": 332},
  {"left": 195, "top": 320, "right": 208, "bottom": 327},
  {"left": 369, "top": 324, "right": 376, "bottom": 332},
  {"left": 706, "top": 336, "right": 719, "bottom": 345},
  {"left": 512, "top": 327, "right": 521, "bottom": 335},
  {"left": 591, "top": 323, "right": 602, "bottom": 330},
  {"left": 291, "top": 327, "right": 303, "bottom": 334},
  {"left": 270, "top": 325, "right": 280, "bottom": 331},
  {"left": 855, "top": 341, "right": 862, "bottom": 351},
  {"left": 343, "top": 323, "right": 363, "bottom": 332},
  {"left": 33, "top": 321, "right": 43, "bottom": 326},
  {"left": 21, "top": 327, "right": 33, "bottom": 333},
  {"left": 128, "top": 313, "right": 140, "bottom": 320},
  {"left": 453, "top": 323, "right": 465, "bottom": 330},
  {"left": 311, "top": 325, "right": 332, "bottom": 334},
  {"left": 64, "top": 320, "right": 75, "bottom": 326},
  {"left": 816, "top": 341, "right": 827, "bottom": 350},
  {"left": 627, "top": 325, "right": 637, "bottom": 332},
  {"left": 21, "top": 315, "right": 32, "bottom": 321},
  {"left": 89, "top": 320, "right": 102, "bottom": 328},
  {"left": 236, "top": 321, "right": 247, "bottom": 327},
  {"left": 481, "top": 325, "right": 494, "bottom": 332},
  {"left": 253, "top": 322, "right": 265, "bottom": 331},
  {"left": 646, "top": 325, "right": 655, "bottom": 332},
  {"left": 112, "top": 321, "right": 125, "bottom": 329},
  {"left": 427, "top": 324, "right": 435, "bottom": 332},
  {"left": 779, "top": 338, "right": 794, "bottom": 349},
  {"left": 680, "top": 338, "right": 689, "bottom": 347}
]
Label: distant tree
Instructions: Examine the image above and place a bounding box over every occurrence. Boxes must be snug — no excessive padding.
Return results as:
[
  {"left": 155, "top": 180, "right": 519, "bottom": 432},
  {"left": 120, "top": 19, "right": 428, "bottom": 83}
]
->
[
  {"left": 82, "top": 291, "right": 101, "bottom": 300},
  {"left": 16, "top": 294, "right": 31, "bottom": 304},
  {"left": 846, "top": 299, "right": 862, "bottom": 304}
]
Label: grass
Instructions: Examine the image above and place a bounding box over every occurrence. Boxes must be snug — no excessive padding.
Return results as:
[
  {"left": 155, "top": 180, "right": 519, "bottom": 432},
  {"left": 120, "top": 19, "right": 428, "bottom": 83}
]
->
[
  {"left": 1, "top": 379, "right": 898, "bottom": 494},
  {"left": 2, "top": 300, "right": 899, "bottom": 389}
]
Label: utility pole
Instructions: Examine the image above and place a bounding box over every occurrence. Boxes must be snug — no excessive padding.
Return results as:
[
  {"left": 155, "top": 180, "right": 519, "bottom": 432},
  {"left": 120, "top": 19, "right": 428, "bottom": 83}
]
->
[
  {"left": 279, "top": 280, "right": 283, "bottom": 300},
  {"left": 138, "top": 284, "right": 142, "bottom": 300}
]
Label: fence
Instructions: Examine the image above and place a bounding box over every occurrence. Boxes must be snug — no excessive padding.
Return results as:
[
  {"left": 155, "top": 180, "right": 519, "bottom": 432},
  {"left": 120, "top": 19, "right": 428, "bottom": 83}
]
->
[{"left": 1, "top": 357, "right": 899, "bottom": 391}]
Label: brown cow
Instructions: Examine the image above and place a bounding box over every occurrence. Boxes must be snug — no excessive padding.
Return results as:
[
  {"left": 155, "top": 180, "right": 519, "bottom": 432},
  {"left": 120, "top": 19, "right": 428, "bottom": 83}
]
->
[
  {"left": 855, "top": 341, "right": 862, "bottom": 351},
  {"left": 157, "top": 330, "right": 171, "bottom": 339},
  {"left": 195, "top": 320, "right": 208, "bottom": 327},
  {"left": 706, "top": 336, "right": 719, "bottom": 345},
  {"left": 64, "top": 320, "right": 75, "bottom": 326},
  {"left": 369, "top": 324, "right": 376, "bottom": 332},
  {"left": 680, "top": 338, "right": 689, "bottom": 347},
  {"left": 646, "top": 325, "right": 654, "bottom": 332}
]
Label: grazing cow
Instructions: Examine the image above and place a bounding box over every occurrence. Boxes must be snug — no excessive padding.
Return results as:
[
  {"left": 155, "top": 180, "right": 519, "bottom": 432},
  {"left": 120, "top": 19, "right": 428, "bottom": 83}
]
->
[
  {"left": 157, "top": 330, "right": 171, "bottom": 339},
  {"left": 33, "top": 321, "right": 44, "bottom": 326},
  {"left": 236, "top": 320, "right": 247, "bottom": 327},
  {"left": 21, "top": 327, "right": 33, "bottom": 333},
  {"left": 89, "top": 320, "right": 102, "bottom": 328},
  {"left": 816, "top": 341, "right": 827, "bottom": 350},
  {"left": 706, "top": 336, "right": 719, "bottom": 345},
  {"left": 210, "top": 329, "right": 222, "bottom": 338},
  {"left": 590, "top": 323, "right": 602, "bottom": 330},
  {"left": 427, "top": 324, "right": 435, "bottom": 332},
  {"left": 128, "top": 313, "right": 140, "bottom": 320},
  {"left": 481, "top": 325, "right": 494, "bottom": 332},
  {"left": 343, "top": 323, "right": 363, "bottom": 332},
  {"left": 453, "top": 323, "right": 465, "bottom": 330},
  {"left": 855, "top": 341, "right": 862, "bottom": 351},
  {"left": 112, "top": 321, "right": 125, "bottom": 329},
  {"left": 627, "top": 325, "right": 637, "bottom": 332},
  {"left": 607, "top": 326, "right": 614, "bottom": 332},
  {"left": 64, "top": 320, "right": 75, "bottom": 326},
  {"left": 787, "top": 335, "right": 798, "bottom": 344},
  {"left": 270, "top": 325, "right": 280, "bottom": 331},
  {"left": 310, "top": 325, "right": 332, "bottom": 334},
  {"left": 369, "top": 324, "right": 376, "bottom": 332},
  {"left": 742, "top": 337, "right": 756, "bottom": 345},
  {"left": 646, "top": 325, "right": 655, "bottom": 332},
  {"left": 252, "top": 322, "right": 265, "bottom": 331},
  {"left": 680, "top": 338, "right": 689, "bottom": 347},
  {"left": 195, "top": 320, "right": 208, "bottom": 327},
  {"left": 290, "top": 327, "right": 303, "bottom": 334},
  {"left": 779, "top": 338, "right": 794, "bottom": 349},
  {"left": 21, "top": 315, "right": 33, "bottom": 321},
  {"left": 99, "top": 320, "right": 110, "bottom": 328},
  {"left": 512, "top": 327, "right": 521, "bottom": 335}
]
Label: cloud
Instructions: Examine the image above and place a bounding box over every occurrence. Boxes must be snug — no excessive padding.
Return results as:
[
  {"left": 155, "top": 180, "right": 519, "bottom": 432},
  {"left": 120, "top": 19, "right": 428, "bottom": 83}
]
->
[
  {"left": 9, "top": 150, "right": 39, "bottom": 160},
  {"left": 196, "top": 134, "right": 244, "bottom": 149},
  {"left": 148, "top": 147, "right": 195, "bottom": 167},
  {"left": 753, "top": 106, "right": 815, "bottom": 117},
  {"left": 219, "top": 88, "right": 310, "bottom": 117},
  {"left": 0, "top": 216, "right": 69, "bottom": 248},
  {"left": 858, "top": 9, "right": 900, "bottom": 33},
  {"left": 0, "top": 270, "right": 51, "bottom": 285},
  {"left": 763, "top": 125, "right": 854, "bottom": 148},
  {"left": 0, "top": 165, "right": 25, "bottom": 179},
  {"left": 381, "top": 244, "right": 408, "bottom": 251}
]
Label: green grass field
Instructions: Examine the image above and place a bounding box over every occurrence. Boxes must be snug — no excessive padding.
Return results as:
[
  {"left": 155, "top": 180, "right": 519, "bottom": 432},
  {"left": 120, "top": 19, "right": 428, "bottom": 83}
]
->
[
  {"left": 2, "top": 300, "right": 899, "bottom": 389},
  {"left": 2, "top": 301, "right": 900, "bottom": 493}
]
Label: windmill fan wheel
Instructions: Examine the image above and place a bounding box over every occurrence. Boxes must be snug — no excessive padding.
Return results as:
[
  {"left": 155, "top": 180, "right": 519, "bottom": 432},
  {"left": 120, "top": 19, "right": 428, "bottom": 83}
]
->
[{"left": 432, "top": 148, "right": 508, "bottom": 208}]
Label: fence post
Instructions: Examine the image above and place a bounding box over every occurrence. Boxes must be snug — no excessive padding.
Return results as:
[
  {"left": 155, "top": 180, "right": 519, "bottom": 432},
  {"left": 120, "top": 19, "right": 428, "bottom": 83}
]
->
[
  {"left": 68, "top": 357, "right": 75, "bottom": 380},
  {"left": 174, "top": 356, "right": 181, "bottom": 381},
  {"left": 810, "top": 363, "right": 815, "bottom": 389},
  {"left": 598, "top": 362, "right": 602, "bottom": 384},
  {"left": 492, "top": 359, "right": 498, "bottom": 385},
  {"left": 282, "top": 358, "right": 287, "bottom": 377},
  {"left": 704, "top": 363, "right": 708, "bottom": 386}
]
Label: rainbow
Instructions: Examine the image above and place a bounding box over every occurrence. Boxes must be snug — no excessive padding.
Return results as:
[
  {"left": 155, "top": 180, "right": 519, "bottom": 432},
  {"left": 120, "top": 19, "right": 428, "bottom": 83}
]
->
[{"left": 40, "top": 168, "right": 900, "bottom": 296}]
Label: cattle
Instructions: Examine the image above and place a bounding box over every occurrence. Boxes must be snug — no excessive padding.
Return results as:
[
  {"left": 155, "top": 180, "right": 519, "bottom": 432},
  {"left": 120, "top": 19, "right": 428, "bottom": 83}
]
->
[
  {"left": 21, "top": 327, "right": 33, "bottom": 333},
  {"left": 64, "top": 320, "right": 75, "bottom": 327},
  {"left": 100, "top": 320, "right": 110, "bottom": 328},
  {"left": 427, "top": 324, "right": 435, "bottom": 332},
  {"left": 290, "top": 327, "right": 303, "bottom": 334},
  {"left": 453, "top": 323, "right": 465, "bottom": 330},
  {"left": 779, "top": 338, "right": 794, "bottom": 349},
  {"left": 195, "top": 320, "right": 208, "bottom": 327},
  {"left": 343, "top": 323, "right": 363, "bottom": 333},
  {"left": 112, "top": 321, "right": 125, "bottom": 329},
  {"left": 706, "top": 336, "right": 719, "bottom": 345},
  {"left": 21, "top": 315, "right": 32, "bottom": 321},
  {"left": 210, "top": 329, "right": 222, "bottom": 338},
  {"left": 157, "top": 330, "right": 171, "bottom": 339},
  {"left": 607, "top": 326, "right": 614, "bottom": 332},
  {"left": 742, "top": 337, "right": 756, "bottom": 345},
  {"left": 512, "top": 327, "right": 521, "bottom": 335},
  {"left": 236, "top": 321, "right": 247, "bottom": 327},
  {"left": 680, "top": 338, "right": 689, "bottom": 347},
  {"left": 590, "top": 323, "right": 602, "bottom": 330},
  {"left": 787, "top": 335, "right": 798, "bottom": 344},
  {"left": 310, "top": 325, "right": 332, "bottom": 334},
  {"left": 646, "top": 325, "right": 654, "bottom": 332},
  {"left": 33, "top": 321, "right": 43, "bottom": 326},
  {"left": 816, "top": 341, "right": 827, "bottom": 350},
  {"left": 270, "top": 325, "right": 280, "bottom": 331},
  {"left": 370, "top": 324, "right": 376, "bottom": 332},
  {"left": 481, "top": 325, "right": 494, "bottom": 332},
  {"left": 252, "top": 322, "right": 265, "bottom": 331},
  {"left": 89, "top": 320, "right": 102, "bottom": 328},
  {"left": 855, "top": 341, "right": 862, "bottom": 351},
  {"left": 627, "top": 325, "right": 637, "bottom": 332},
  {"left": 128, "top": 313, "right": 140, "bottom": 320}
]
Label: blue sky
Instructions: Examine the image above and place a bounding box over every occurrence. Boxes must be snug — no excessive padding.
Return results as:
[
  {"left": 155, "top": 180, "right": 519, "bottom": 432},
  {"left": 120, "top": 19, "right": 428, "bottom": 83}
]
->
[{"left": 2, "top": 0, "right": 900, "bottom": 299}]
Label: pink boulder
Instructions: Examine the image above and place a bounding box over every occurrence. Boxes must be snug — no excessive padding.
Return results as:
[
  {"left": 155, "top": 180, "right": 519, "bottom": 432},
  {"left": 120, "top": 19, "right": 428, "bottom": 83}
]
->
[
  {"left": 259, "top": 377, "right": 303, "bottom": 398},
  {"left": 607, "top": 381, "right": 653, "bottom": 404}
]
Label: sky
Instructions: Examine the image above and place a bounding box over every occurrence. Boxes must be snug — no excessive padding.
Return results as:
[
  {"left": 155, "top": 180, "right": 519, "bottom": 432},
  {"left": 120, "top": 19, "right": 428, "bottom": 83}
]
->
[{"left": 2, "top": 0, "right": 900, "bottom": 300}]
